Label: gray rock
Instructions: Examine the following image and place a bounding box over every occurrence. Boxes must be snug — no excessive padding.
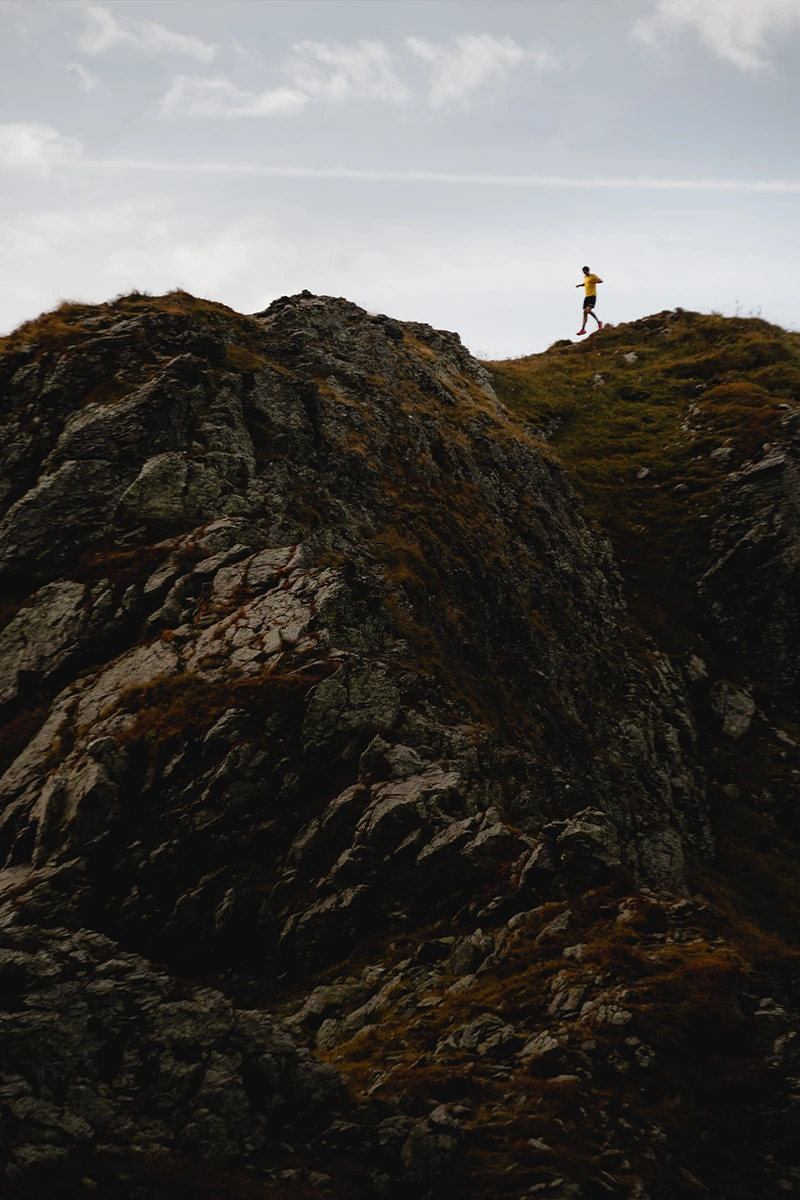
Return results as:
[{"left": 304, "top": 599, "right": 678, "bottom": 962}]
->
[
  {"left": 436, "top": 1014, "right": 519, "bottom": 1058},
  {"left": 400, "top": 1104, "right": 461, "bottom": 1182},
  {"left": 463, "top": 821, "right": 520, "bottom": 870},
  {"left": 416, "top": 818, "right": 478, "bottom": 872},
  {"left": 517, "top": 1031, "right": 564, "bottom": 1067},
  {"left": 556, "top": 809, "right": 622, "bottom": 884},
  {"left": 115, "top": 452, "right": 189, "bottom": 523},
  {"left": 634, "top": 827, "right": 686, "bottom": 892},
  {"left": 520, "top": 841, "right": 558, "bottom": 895},
  {"left": 535, "top": 911, "right": 572, "bottom": 945},
  {"left": 377, "top": 1114, "right": 416, "bottom": 1159},
  {"left": 0, "top": 925, "right": 347, "bottom": 1173},
  {"left": 303, "top": 665, "right": 402, "bottom": 752},
  {"left": 685, "top": 654, "right": 709, "bottom": 683},
  {"left": 0, "top": 581, "right": 87, "bottom": 704},
  {"left": 700, "top": 421, "right": 800, "bottom": 692},
  {"left": 448, "top": 929, "right": 494, "bottom": 977},
  {"left": 193, "top": 542, "right": 251, "bottom": 578},
  {"left": 286, "top": 981, "right": 372, "bottom": 1033},
  {"left": 247, "top": 545, "right": 295, "bottom": 588},
  {"left": 203, "top": 708, "right": 249, "bottom": 748},
  {"left": 707, "top": 680, "right": 756, "bottom": 740}
]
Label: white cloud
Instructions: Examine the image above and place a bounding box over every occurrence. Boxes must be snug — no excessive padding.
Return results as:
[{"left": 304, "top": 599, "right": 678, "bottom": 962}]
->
[
  {"left": 159, "top": 76, "right": 308, "bottom": 118},
  {"left": 284, "top": 38, "right": 411, "bottom": 104},
  {"left": 633, "top": 0, "right": 800, "bottom": 71},
  {"left": 0, "top": 123, "right": 81, "bottom": 176},
  {"left": 72, "top": 160, "right": 800, "bottom": 193},
  {"left": 159, "top": 39, "right": 410, "bottom": 118},
  {"left": 76, "top": 4, "right": 217, "bottom": 63},
  {"left": 158, "top": 34, "right": 549, "bottom": 120},
  {"left": 64, "top": 62, "right": 99, "bottom": 93},
  {"left": 406, "top": 33, "right": 555, "bottom": 107}
]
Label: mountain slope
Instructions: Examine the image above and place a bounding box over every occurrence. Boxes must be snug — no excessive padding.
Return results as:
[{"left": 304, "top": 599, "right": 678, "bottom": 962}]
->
[
  {"left": 0, "top": 293, "right": 798, "bottom": 1199},
  {"left": 489, "top": 312, "right": 800, "bottom": 942}
]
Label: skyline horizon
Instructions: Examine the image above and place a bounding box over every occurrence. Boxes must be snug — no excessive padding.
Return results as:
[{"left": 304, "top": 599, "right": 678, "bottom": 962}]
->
[{"left": 1, "top": 0, "right": 799, "bottom": 357}]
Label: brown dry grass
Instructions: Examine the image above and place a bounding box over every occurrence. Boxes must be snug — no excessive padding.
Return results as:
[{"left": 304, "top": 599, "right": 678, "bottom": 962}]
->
[
  {"left": 0, "top": 289, "right": 266, "bottom": 361},
  {"left": 319, "top": 885, "right": 774, "bottom": 1198},
  {"left": 113, "top": 666, "right": 334, "bottom": 772}
]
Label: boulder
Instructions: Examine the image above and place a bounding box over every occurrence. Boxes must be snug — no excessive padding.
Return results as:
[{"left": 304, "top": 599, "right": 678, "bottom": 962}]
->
[
  {"left": 448, "top": 928, "right": 495, "bottom": 977},
  {"left": 555, "top": 808, "right": 622, "bottom": 887},
  {"left": 707, "top": 680, "right": 756, "bottom": 740},
  {"left": 115, "top": 451, "right": 189, "bottom": 523},
  {"left": 0, "top": 581, "right": 87, "bottom": 704},
  {"left": 400, "top": 1105, "right": 461, "bottom": 1182}
]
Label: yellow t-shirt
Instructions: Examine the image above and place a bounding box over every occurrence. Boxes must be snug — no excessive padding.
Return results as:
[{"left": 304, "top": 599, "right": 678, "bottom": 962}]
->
[{"left": 583, "top": 274, "right": 600, "bottom": 297}]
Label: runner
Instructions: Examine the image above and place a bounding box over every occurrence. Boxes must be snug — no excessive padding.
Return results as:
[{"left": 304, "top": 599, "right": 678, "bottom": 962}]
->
[{"left": 576, "top": 266, "right": 603, "bottom": 336}]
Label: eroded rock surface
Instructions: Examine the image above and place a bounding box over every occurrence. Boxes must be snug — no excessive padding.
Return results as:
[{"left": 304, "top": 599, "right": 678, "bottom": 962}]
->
[
  {"left": 0, "top": 924, "right": 344, "bottom": 1175},
  {"left": 700, "top": 413, "right": 800, "bottom": 692},
  {"left": 0, "top": 291, "right": 792, "bottom": 1198}
]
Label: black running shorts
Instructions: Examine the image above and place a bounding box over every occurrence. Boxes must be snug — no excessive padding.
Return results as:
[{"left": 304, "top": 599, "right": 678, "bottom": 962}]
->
[{"left": 583, "top": 294, "right": 596, "bottom": 309}]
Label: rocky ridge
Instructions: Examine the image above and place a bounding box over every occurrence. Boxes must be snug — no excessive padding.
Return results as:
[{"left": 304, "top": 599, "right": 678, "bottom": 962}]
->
[{"left": 0, "top": 291, "right": 798, "bottom": 1198}]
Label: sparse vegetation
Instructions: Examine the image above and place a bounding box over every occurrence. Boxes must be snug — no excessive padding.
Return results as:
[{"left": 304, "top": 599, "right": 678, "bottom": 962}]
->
[
  {"left": 487, "top": 312, "right": 800, "bottom": 959},
  {"left": 486, "top": 312, "right": 800, "bottom": 657},
  {"left": 317, "top": 886, "right": 782, "bottom": 1199},
  {"left": 224, "top": 343, "right": 269, "bottom": 374},
  {"left": 114, "top": 667, "right": 333, "bottom": 770},
  {"left": 0, "top": 288, "right": 267, "bottom": 363},
  {"left": 3, "top": 290, "right": 800, "bottom": 1197}
]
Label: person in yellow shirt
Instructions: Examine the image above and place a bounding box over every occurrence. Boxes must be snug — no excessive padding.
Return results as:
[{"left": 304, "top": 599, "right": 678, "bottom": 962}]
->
[{"left": 576, "top": 266, "right": 603, "bottom": 336}]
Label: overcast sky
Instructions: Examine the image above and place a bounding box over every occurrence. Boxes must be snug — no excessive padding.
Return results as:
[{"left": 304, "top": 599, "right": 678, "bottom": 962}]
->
[{"left": 1, "top": 0, "right": 799, "bottom": 357}]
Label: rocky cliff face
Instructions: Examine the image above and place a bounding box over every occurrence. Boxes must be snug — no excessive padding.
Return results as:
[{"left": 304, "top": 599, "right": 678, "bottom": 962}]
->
[
  {"left": 1, "top": 292, "right": 799, "bottom": 1199},
  {"left": 700, "top": 413, "right": 800, "bottom": 695}
]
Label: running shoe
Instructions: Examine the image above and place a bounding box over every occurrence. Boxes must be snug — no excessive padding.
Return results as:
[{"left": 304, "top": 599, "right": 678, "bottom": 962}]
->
[
  {"left": 577, "top": 330, "right": 586, "bottom": 336},
  {"left": 597, "top": 321, "right": 604, "bottom": 330}
]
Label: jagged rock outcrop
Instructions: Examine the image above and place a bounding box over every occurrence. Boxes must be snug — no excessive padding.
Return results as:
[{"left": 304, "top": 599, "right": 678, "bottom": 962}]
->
[
  {"left": 2, "top": 291, "right": 796, "bottom": 1197},
  {"left": 0, "top": 293, "right": 710, "bottom": 979},
  {"left": 0, "top": 923, "right": 345, "bottom": 1175},
  {"left": 700, "top": 412, "right": 800, "bottom": 693}
]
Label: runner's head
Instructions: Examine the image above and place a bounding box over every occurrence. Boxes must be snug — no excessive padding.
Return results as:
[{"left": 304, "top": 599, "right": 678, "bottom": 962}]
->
[{"left": 582, "top": 266, "right": 590, "bottom": 274}]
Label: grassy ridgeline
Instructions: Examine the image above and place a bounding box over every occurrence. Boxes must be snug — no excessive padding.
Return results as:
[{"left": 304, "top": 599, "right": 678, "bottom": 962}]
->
[{"left": 486, "top": 310, "right": 800, "bottom": 657}]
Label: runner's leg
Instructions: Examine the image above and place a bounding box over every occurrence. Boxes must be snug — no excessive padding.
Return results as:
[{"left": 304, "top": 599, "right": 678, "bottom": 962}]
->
[{"left": 578, "top": 300, "right": 589, "bottom": 332}]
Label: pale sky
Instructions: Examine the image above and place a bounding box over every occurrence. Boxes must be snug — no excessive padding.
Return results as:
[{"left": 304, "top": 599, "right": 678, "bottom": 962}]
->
[{"left": 1, "top": 0, "right": 799, "bottom": 357}]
